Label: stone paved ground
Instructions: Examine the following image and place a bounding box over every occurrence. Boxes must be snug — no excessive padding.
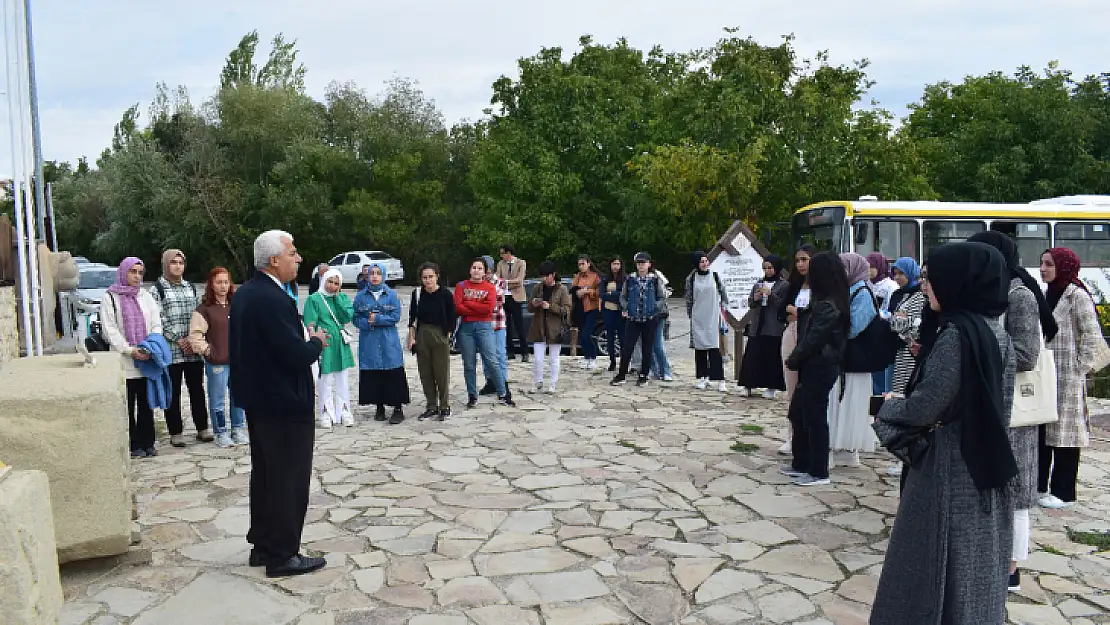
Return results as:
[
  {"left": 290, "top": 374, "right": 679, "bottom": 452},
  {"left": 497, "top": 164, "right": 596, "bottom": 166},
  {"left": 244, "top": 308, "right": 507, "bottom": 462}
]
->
[{"left": 58, "top": 295, "right": 1110, "bottom": 625}]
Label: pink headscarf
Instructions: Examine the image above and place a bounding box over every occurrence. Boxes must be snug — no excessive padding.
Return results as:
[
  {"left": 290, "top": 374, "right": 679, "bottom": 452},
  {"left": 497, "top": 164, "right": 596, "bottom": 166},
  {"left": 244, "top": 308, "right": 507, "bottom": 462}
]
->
[
  {"left": 107, "top": 257, "right": 148, "bottom": 346},
  {"left": 839, "top": 253, "right": 872, "bottom": 285}
]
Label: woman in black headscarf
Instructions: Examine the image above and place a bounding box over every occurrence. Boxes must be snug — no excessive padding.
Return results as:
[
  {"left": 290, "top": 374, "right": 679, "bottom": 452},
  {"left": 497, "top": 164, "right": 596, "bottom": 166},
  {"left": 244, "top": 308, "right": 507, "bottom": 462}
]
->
[
  {"left": 871, "top": 242, "right": 1017, "bottom": 625},
  {"left": 739, "top": 254, "right": 788, "bottom": 398},
  {"left": 968, "top": 230, "right": 1055, "bottom": 590}
]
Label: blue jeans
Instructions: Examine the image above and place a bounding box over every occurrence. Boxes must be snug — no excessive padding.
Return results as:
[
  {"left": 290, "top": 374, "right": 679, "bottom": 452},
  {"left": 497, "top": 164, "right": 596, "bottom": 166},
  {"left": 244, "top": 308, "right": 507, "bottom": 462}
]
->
[
  {"left": 578, "top": 310, "right": 598, "bottom": 359},
  {"left": 602, "top": 309, "right": 624, "bottom": 362},
  {"left": 205, "top": 362, "right": 245, "bottom": 434},
  {"left": 651, "top": 319, "right": 673, "bottom": 378},
  {"left": 459, "top": 321, "right": 506, "bottom": 398},
  {"left": 485, "top": 327, "right": 509, "bottom": 386},
  {"left": 872, "top": 365, "right": 893, "bottom": 395}
]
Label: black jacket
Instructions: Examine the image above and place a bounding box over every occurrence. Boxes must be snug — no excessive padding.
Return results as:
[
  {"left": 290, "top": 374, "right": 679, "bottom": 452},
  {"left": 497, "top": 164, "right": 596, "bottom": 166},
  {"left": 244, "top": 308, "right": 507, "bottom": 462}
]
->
[
  {"left": 229, "top": 271, "right": 323, "bottom": 421},
  {"left": 785, "top": 299, "right": 846, "bottom": 370},
  {"left": 308, "top": 273, "right": 321, "bottom": 296}
]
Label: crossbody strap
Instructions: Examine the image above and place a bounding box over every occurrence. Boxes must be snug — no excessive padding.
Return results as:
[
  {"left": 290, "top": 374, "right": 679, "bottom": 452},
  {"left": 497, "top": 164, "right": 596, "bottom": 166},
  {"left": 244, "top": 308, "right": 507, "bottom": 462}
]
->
[{"left": 319, "top": 293, "right": 343, "bottom": 329}]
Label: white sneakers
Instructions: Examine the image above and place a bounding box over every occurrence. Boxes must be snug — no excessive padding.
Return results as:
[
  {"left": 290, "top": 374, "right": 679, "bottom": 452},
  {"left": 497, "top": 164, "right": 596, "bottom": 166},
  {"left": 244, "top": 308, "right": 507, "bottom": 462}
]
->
[
  {"left": 762, "top": 389, "right": 777, "bottom": 400},
  {"left": 718, "top": 381, "right": 728, "bottom": 393},
  {"left": 341, "top": 405, "right": 355, "bottom": 427},
  {"left": 1038, "top": 494, "right": 1073, "bottom": 509},
  {"left": 694, "top": 378, "right": 727, "bottom": 392},
  {"left": 777, "top": 441, "right": 792, "bottom": 456},
  {"left": 695, "top": 378, "right": 709, "bottom": 390}
]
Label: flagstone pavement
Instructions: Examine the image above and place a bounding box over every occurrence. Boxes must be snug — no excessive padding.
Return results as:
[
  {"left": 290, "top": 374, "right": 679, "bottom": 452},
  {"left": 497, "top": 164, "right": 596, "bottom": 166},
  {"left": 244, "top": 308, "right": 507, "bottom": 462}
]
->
[{"left": 58, "top": 341, "right": 1110, "bottom": 624}]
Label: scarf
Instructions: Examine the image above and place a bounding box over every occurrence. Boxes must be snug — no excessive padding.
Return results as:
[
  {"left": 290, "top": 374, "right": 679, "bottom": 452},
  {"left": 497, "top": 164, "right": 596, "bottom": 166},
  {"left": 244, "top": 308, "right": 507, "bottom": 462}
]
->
[
  {"left": 107, "top": 257, "right": 148, "bottom": 346},
  {"left": 911, "top": 242, "right": 1016, "bottom": 493},
  {"left": 866, "top": 253, "right": 890, "bottom": 282},
  {"left": 692, "top": 250, "right": 710, "bottom": 276},
  {"left": 840, "top": 253, "right": 871, "bottom": 285},
  {"left": 763, "top": 254, "right": 784, "bottom": 282},
  {"left": 1045, "top": 247, "right": 1091, "bottom": 314},
  {"left": 363, "top": 262, "right": 388, "bottom": 294},
  {"left": 892, "top": 257, "right": 920, "bottom": 287},
  {"left": 967, "top": 231, "right": 1058, "bottom": 342},
  {"left": 161, "top": 249, "right": 185, "bottom": 284},
  {"left": 320, "top": 268, "right": 343, "bottom": 296}
]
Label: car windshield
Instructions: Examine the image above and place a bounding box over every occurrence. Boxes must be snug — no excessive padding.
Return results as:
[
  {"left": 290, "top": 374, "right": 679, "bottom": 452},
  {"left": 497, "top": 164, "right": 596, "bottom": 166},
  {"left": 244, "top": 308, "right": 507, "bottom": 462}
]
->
[{"left": 78, "top": 270, "right": 117, "bottom": 289}]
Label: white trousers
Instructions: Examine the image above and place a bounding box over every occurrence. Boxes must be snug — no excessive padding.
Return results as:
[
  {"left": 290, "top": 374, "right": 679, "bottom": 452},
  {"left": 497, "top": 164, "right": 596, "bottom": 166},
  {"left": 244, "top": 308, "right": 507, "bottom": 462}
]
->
[
  {"left": 318, "top": 371, "right": 351, "bottom": 424},
  {"left": 1013, "top": 509, "right": 1030, "bottom": 562},
  {"left": 533, "top": 342, "right": 561, "bottom": 387}
]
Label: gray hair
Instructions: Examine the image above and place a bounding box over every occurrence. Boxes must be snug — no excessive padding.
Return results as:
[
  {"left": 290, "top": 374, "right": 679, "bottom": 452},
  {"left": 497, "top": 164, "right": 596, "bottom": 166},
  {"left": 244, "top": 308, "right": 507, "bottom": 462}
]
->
[{"left": 254, "top": 229, "right": 293, "bottom": 269}]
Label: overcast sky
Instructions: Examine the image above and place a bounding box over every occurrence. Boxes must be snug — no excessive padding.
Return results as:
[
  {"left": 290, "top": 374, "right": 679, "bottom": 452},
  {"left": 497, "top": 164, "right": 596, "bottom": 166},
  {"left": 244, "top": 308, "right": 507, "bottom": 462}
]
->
[{"left": 2, "top": 0, "right": 1108, "bottom": 177}]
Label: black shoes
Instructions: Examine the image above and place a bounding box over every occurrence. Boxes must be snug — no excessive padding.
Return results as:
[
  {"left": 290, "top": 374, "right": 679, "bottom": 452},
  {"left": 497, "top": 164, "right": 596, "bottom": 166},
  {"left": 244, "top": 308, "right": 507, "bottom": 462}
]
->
[
  {"left": 438, "top": 408, "right": 451, "bottom": 421},
  {"left": 266, "top": 554, "right": 326, "bottom": 578},
  {"left": 608, "top": 360, "right": 617, "bottom": 372},
  {"left": 130, "top": 449, "right": 147, "bottom": 459},
  {"left": 636, "top": 376, "right": 649, "bottom": 387},
  {"left": 388, "top": 408, "right": 405, "bottom": 425},
  {"left": 610, "top": 374, "right": 626, "bottom": 386},
  {"left": 249, "top": 549, "right": 269, "bottom": 567},
  {"left": 374, "top": 405, "right": 387, "bottom": 421},
  {"left": 466, "top": 395, "right": 478, "bottom": 409},
  {"left": 499, "top": 392, "right": 516, "bottom": 407},
  {"left": 478, "top": 382, "right": 496, "bottom": 396},
  {"left": 145, "top": 447, "right": 158, "bottom": 457},
  {"left": 521, "top": 353, "right": 530, "bottom": 363},
  {"left": 418, "top": 407, "right": 438, "bottom": 421},
  {"left": 1008, "top": 569, "right": 1021, "bottom": 591}
]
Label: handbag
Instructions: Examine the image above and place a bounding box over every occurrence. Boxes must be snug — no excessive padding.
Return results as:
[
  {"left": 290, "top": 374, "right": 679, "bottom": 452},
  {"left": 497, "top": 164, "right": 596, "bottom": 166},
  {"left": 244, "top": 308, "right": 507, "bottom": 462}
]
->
[
  {"left": 320, "top": 293, "right": 353, "bottom": 345},
  {"left": 843, "top": 287, "right": 900, "bottom": 373},
  {"left": 1003, "top": 296, "right": 1059, "bottom": 428},
  {"left": 872, "top": 418, "right": 938, "bottom": 466}
]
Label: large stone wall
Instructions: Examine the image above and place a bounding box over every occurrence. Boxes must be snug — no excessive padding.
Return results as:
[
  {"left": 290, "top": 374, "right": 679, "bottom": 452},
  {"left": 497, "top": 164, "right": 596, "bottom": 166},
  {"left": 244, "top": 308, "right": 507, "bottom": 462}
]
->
[
  {"left": 0, "top": 286, "right": 17, "bottom": 363},
  {"left": 0, "top": 469, "right": 64, "bottom": 625},
  {"left": 0, "top": 352, "right": 132, "bottom": 563}
]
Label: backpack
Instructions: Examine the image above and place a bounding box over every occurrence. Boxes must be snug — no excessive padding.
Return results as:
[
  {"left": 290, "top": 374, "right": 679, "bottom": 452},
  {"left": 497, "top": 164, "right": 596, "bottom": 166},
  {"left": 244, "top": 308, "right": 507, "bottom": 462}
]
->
[
  {"left": 842, "top": 286, "right": 901, "bottom": 373},
  {"left": 154, "top": 279, "right": 197, "bottom": 302}
]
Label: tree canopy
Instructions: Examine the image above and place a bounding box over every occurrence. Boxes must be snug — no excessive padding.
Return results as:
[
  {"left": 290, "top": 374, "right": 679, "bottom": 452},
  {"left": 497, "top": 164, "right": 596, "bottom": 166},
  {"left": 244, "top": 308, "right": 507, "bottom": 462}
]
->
[{"left": 38, "top": 30, "right": 1110, "bottom": 283}]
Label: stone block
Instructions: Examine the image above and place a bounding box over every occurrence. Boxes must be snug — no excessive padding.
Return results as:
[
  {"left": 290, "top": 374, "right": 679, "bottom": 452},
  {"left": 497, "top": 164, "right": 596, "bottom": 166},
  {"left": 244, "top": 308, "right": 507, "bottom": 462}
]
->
[
  {"left": 0, "top": 352, "right": 131, "bottom": 562},
  {"left": 0, "top": 469, "right": 64, "bottom": 624},
  {"left": 0, "top": 286, "right": 18, "bottom": 363}
]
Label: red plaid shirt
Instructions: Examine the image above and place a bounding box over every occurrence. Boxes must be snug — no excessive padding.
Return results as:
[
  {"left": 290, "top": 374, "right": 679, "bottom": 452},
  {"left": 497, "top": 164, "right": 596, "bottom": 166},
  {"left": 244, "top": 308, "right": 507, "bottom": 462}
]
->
[{"left": 488, "top": 275, "right": 508, "bottom": 331}]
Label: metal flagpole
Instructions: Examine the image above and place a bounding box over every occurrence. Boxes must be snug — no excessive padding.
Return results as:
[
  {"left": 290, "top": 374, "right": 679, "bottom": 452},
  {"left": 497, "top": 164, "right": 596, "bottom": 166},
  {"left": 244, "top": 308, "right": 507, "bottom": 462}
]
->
[
  {"left": 3, "top": 0, "right": 35, "bottom": 355},
  {"left": 12, "top": 0, "right": 42, "bottom": 354},
  {"left": 22, "top": 0, "right": 45, "bottom": 242}
]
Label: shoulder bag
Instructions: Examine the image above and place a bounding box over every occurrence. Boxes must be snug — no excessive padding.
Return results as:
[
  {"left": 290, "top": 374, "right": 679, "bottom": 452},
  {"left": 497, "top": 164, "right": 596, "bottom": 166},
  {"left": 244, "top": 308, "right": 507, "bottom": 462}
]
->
[
  {"left": 843, "top": 287, "right": 900, "bottom": 373},
  {"left": 1003, "top": 287, "right": 1058, "bottom": 428}
]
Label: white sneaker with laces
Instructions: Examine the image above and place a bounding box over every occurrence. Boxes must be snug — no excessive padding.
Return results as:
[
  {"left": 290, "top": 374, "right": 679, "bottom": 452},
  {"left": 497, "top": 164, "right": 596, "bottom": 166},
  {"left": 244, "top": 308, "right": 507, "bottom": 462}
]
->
[
  {"left": 718, "top": 381, "right": 728, "bottom": 392},
  {"left": 663, "top": 374, "right": 674, "bottom": 382},
  {"left": 777, "top": 441, "right": 792, "bottom": 456},
  {"left": 695, "top": 378, "right": 709, "bottom": 390},
  {"left": 546, "top": 384, "right": 557, "bottom": 394},
  {"left": 341, "top": 406, "right": 355, "bottom": 427},
  {"left": 1038, "top": 494, "right": 1072, "bottom": 509},
  {"left": 317, "top": 416, "right": 332, "bottom": 429},
  {"left": 215, "top": 432, "right": 234, "bottom": 448},
  {"left": 794, "top": 475, "right": 831, "bottom": 486}
]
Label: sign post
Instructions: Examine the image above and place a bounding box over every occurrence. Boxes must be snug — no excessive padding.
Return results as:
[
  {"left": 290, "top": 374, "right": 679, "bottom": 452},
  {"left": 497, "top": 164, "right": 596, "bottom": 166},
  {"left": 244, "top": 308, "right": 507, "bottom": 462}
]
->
[{"left": 706, "top": 221, "right": 771, "bottom": 381}]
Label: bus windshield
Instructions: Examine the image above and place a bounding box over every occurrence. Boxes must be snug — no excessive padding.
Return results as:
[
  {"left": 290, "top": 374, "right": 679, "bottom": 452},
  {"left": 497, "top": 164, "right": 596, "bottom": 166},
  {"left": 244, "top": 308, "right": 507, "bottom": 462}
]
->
[{"left": 792, "top": 206, "right": 845, "bottom": 253}]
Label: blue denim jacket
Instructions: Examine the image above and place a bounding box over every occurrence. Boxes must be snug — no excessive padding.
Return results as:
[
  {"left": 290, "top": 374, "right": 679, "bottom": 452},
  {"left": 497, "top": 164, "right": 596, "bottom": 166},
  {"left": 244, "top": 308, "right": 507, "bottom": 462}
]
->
[
  {"left": 621, "top": 274, "right": 667, "bottom": 322},
  {"left": 353, "top": 287, "right": 404, "bottom": 370},
  {"left": 847, "top": 280, "right": 878, "bottom": 339}
]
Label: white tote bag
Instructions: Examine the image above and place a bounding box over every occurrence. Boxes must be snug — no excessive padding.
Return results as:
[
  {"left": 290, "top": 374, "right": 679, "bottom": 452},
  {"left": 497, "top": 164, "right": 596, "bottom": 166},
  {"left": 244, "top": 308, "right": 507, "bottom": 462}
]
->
[{"left": 1009, "top": 333, "right": 1058, "bottom": 428}]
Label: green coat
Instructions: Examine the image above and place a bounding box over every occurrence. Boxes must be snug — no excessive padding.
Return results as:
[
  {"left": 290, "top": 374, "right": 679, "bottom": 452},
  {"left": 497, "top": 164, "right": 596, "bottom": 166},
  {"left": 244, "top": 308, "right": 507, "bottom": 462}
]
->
[{"left": 303, "top": 291, "right": 356, "bottom": 375}]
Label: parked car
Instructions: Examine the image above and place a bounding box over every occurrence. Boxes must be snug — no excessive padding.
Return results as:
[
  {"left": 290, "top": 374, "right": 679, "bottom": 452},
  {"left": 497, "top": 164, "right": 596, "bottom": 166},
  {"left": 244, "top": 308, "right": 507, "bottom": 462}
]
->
[
  {"left": 72, "top": 256, "right": 91, "bottom": 265},
  {"left": 74, "top": 264, "right": 117, "bottom": 307},
  {"left": 314, "top": 251, "right": 405, "bottom": 287},
  {"left": 450, "top": 278, "right": 620, "bottom": 358}
]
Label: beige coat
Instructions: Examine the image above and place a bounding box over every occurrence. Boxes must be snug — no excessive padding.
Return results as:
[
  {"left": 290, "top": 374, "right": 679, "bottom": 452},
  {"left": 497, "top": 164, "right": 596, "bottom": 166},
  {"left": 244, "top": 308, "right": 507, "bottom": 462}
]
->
[
  {"left": 526, "top": 282, "right": 572, "bottom": 345},
  {"left": 496, "top": 257, "right": 528, "bottom": 301},
  {"left": 1045, "top": 284, "right": 1107, "bottom": 447},
  {"left": 99, "top": 290, "right": 164, "bottom": 379}
]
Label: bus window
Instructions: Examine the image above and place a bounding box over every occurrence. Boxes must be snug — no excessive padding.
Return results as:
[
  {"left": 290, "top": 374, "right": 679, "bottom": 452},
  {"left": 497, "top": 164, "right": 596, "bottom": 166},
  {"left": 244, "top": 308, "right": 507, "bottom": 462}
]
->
[
  {"left": 792, "top": 205, "right": 845, "bottom": 253},
  {"left": 989, "top": 222, "right": 1050, "bottom": 266},
  {"left": 855, "top": 220, "right": 919, "bottom": 261},
  {"left": 1054, "top": 223, "right": 1110, "bottom": 266},
  {"left": 923, "top": 220, "right": 985, "bottom": 256}
]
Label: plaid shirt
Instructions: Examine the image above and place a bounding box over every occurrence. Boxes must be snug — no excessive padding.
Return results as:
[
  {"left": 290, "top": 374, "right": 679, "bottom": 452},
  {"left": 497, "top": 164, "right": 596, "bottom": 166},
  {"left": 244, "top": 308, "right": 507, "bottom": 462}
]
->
[
  {"left": 488, "top": 275, "right": 508, "bottom": 331},
  {"left": 150, "top": 277, "right": 202, "bottom": 363}
]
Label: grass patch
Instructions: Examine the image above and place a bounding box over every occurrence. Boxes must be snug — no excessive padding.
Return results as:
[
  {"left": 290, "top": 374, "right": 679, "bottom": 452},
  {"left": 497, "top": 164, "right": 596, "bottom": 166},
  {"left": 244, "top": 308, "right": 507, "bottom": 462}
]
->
[
  {"left": 617, "top": 439, "right": 648, "bottom": 454},
  {"left": 730, "top": 441, "right": 759, "bottom": 453},
  {"left": 1069, "top": 530, "right": 1110, "bottom": 552},
  {"left": 1041, "top": 545, "right": 1065, "bottom": 556},
  {"left": 739, "top": 424, "right": 764, "bottom": 435}
]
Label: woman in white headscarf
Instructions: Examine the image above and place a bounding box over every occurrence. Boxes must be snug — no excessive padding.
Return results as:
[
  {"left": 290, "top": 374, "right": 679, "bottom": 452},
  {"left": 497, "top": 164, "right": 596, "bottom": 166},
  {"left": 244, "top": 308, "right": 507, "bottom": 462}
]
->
[{"left": 302, "top": 268, "right": 356, "bottom": 428}]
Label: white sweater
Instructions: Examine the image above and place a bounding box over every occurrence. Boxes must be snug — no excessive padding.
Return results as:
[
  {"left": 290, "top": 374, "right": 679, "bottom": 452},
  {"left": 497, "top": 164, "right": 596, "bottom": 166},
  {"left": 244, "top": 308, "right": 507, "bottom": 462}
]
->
[{"left": 100, "top": 290, "right": 163, "bottom": 379}]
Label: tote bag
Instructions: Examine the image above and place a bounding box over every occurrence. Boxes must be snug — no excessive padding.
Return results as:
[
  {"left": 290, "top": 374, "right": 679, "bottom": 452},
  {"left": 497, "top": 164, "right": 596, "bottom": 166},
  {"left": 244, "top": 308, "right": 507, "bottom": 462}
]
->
[{"left": 1003, "top": 288, "right": 1059, "bottom": 428}]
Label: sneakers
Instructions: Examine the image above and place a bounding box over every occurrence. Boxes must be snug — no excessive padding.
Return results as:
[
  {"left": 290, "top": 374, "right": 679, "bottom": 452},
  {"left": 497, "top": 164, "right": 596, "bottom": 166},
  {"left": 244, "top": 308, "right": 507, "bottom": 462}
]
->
[
  {"left": 340, "top": 406, "right": 354, "bottom": 427},
  {"left": 1038, "top": 494, "right": 1073, "bottom": 509},
  {"left": 418, "top": 408, "right": 438, "bottom": 421},
  {"left": 579, "top": 358, "right": 590, "bottom": 370},
  {"left": 215, "top": 432, "right": 235, "bottom": 448},
  {"left": 718, "top": 381, "right": 728, "bottom": 393},
  {"left": 169, "top": 434, "right": 187, "bottom": 448},
  {"left": 777, "top": 441, "right": 792, "bottom": 456},
  {"left": 762, "top": 389, "right": 778, "bottom": 399},
  {"left": 545, "top": 384, "right": 556, "bottom": 394},
  {"left": 499, "top": 393, "right": 516, "bottom": 407},
  {"left": 533, "top": 382, "right": 544, "bottom": 393},
  {"left": 1008, "top": 569, "right": 1021, "bottom": 592},
  {"left": 388, "top": 408, "right": 405, "bottom": 425},
  {"left": 437, "top": 408, "right": 451, "bottom": 421},
  {"left": 737, "top": 385, "right": 750, "bottom": 396},
  {"left": 662, "top": 374, "right": 674, "bottom": 382},
  {"left": 478, "top": 382, "right": 496, "bottom": 396},
  {"left": 196, "top": 429, "right": 216, "bottom": 443},
  {"left": 610, "top": 374, "right": 627, "bottom": 386},
  {"left": 886, "top": 464, "right": 903, "bottom": 476},
  {"left": 231, "top": 428, "right": 250, "bottom": 445},
  {"left": 145, "top": 446, "right": 158, "bottom": 457},
  {"left": 374, "top": 406, "right": 387, "bottom": 421},
  {"left": 130, "top": 448, "right": 147, "bottom": 459},
  {"left": 636, "top": 376, "right": 649, "bottom": 387},
  {"left": 793, "top": 475, "right": 831, "bottom": 486},
  {"left": 466, "top": 395, "right": 478, "bottom": 409},
  {"left": 779, "top": 465, "right": 807, "bottom": 478},
  {"left": 317, "top": 417, "right": 332, "bottom": 429},
  {"left": 695, "top": 378, "right": 709, "bottom": 390}
]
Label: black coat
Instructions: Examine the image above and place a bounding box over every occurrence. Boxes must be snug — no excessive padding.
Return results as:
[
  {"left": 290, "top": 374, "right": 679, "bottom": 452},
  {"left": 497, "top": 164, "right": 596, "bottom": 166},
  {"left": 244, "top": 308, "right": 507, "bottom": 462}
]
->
[
  {"left": 230, "top": 271, "right": 323, "bottom": 421},
  {"left": 785, "top": 299, "right": 846, "bottom": 370}
]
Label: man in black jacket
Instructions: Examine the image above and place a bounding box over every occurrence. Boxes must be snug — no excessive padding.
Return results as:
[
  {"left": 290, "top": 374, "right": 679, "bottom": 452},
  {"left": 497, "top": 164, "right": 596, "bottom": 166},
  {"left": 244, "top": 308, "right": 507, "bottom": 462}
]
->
[
  {"left": 230, "top": 229, "right": 329, "bottom": 577},
  {"left": 307, "top": 263, "right": 329, "bottom": 295}
]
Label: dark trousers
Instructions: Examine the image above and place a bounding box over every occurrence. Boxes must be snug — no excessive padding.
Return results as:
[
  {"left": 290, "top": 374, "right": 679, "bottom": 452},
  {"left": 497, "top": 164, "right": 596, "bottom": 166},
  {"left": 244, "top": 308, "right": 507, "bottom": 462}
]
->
[
  {"left": 695, "top": 348, "right": 725, "bottom": 380},
  {"left": 603, "top": 309, "right": 624, "bottom": 363},
  {"left": 503, "top": 296, "right": 529, "bottom": 357},
  {"left": 618, "top": 317, "right": 659, "bottom": 379},
  {"left": 126, "top": 378, "right": 155, "bottom": 451},
  {"left": 1038, "top": 425, "right": 1081, "bottom": 502},
  {"left": 788, "top": 363, "right": 838, "bottom": 479},
  {"left": 246, "top": 414, "right": 315, "bottom": 565},
  {"left": 578, "top": 310, "right": 598, "bottom": 359},
  {"left": 165, "top": 360, "right": 209, "bottom": 435}
]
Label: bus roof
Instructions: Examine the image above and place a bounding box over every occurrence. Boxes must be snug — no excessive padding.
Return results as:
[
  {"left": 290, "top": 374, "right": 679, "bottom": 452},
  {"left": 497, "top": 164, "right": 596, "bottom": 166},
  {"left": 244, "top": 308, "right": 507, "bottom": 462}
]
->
[{"left": 795, "top": 199, "right": 1110, "bottom": 221}]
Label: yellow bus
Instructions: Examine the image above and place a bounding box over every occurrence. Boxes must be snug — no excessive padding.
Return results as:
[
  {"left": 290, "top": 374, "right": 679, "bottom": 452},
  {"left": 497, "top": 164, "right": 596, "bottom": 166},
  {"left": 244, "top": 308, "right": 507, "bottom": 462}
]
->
[{"left": 791, "top": 195, "right": 1110, "bottom": 302}]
